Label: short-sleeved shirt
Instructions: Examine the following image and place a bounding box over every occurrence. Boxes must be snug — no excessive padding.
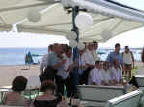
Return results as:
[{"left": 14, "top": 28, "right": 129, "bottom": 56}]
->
[
  {"left": 47, "top": 52, "right": 59, "bottom": 67},
  {"left": 88, "top": 68, "right": 104, "bottom": 85},
  {"left": 92, "top": 50, "right": 99, "bottom": 61},
  {"left": 111, "top": 67, "right": 122, "bottom": 83},
  {"left": 107, "top": 52, "right": 123, "bottom": 66},
  {"left": 78, "top": 55, "right": 86, "bottom": 75},
  {"left": 101, "top": 69, "right": 111, "bottom": 84},
  {"left": 47, "top": 52, "right": 64, "bottom": 75},
  {"left": 60, "top": 56, "right": 73, "bottom": 79},
  {"left": 82, "top": 49, "right": 95, "bottom": 65}
]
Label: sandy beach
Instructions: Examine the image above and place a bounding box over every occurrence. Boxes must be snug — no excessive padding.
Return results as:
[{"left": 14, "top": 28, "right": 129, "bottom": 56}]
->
[
  {"left": 0, "top": 65, "right": 40, "bottom": 87},
  {"left": 0, "top": 62, "right": 144, "bottom": 88}
]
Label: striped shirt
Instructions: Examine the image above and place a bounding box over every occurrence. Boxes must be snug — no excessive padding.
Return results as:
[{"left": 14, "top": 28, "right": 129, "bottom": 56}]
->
[{"left": 3, "top": 92, "right": 29, "bottom": 107}]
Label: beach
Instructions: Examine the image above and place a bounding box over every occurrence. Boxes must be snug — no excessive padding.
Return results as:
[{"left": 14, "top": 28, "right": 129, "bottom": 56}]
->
[
  {"left": 0, "top": 62, "right": 144, "bottom": 88},
  {"left": 0, "top": 65, "right": 40, "bottom": 87}
]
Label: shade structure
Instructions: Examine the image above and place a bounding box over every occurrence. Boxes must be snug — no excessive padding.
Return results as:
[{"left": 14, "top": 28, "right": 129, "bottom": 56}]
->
[
  {"left": 0, "top": 0, "right": 144, "bottom": 42},
  {"left": 0, "top": 0, "right": 58, "bottom": 31}
]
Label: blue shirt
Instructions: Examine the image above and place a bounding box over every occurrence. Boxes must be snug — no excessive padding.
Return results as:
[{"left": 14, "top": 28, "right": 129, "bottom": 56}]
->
[
  {"left": 47, "top": 52, "right": 59, "bottom": 66},
  {"left": 107, "top": 52, "right": 123, "bottom": 66},
  {"left": 47, "top": 52, "right": 65, "bottom": 77}
]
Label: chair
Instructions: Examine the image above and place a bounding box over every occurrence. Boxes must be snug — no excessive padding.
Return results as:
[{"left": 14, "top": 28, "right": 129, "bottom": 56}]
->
[
  {"left": 0, "top": 88, "right": 11, "bottom": 103},
  {"left": 77, "top": 85, "right": 126, "bottom": 107},
  {"left": 105, "top": 90, "right": 143, "bottom": 107},
  {"left": 135, "top": 75, "right": 144, "bottom": 88}
]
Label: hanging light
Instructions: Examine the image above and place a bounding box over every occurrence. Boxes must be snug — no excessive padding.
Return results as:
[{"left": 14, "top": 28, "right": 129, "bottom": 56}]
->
[
  {"left": 77, "top": 42, "right": 85, "bottom": 50},
  {"left": 66, "top": 31, "right": 77, "bottom": 40},
  {"left": 69, "top": 40, "right": 77, "bottom": 48},
  {"left": 27, "top": 9, "right": 41, "bottom": 22},
  {"left": 71, "top": 31, "right": 77, "bottom": 39},
  {"left": 75, "top": 13, "right": 93, "bottom": 30}
]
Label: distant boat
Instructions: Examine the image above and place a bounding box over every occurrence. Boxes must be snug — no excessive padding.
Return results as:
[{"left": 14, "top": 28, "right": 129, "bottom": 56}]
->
[
  {"left": 97, "top": 51, "right": 106, "bottom": 55},
  {"left": 31, "top": 54, "right": 43, "bottom": 57}
]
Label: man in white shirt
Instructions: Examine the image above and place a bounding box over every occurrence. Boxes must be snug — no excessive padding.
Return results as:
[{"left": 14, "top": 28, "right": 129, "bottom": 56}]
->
[
  {"left": 88, "top": 61, "right": 104, "bottom": 85},
  {"left": 79, "top": 49, "right": 87, "bottom": 84},
  {"left": 40, "top": 44, "right": 54, "bottom": 73},
  {"left": 92, "top": 41, "right": 99, "bottom": 61},
  {"left": 80, "top": 43, "right": 95, "bottom": 84},
  {"left": 82, "top": 43, "right": 95, "bottom": 66},
  {"left": 102, "top": 61, "right": 112, "bottom": 85},
  {"left": 57, "top": 46, "right": 77, "bottom": 97},
  {"left": 122, "top": 46, "right": 134, "bottom": 78}
]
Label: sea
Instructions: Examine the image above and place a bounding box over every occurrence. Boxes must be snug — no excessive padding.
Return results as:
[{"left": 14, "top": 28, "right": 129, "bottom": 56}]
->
[{"left": 0, "top": 48, "right": 142, "bottom": 65}]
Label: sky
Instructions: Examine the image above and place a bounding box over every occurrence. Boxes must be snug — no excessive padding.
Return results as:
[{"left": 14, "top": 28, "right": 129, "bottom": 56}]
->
[
  {"left": 0, "top": 0, "right": 144, "bottom": 48},
  {"left": 99, "top": 0, "right": 144, "bottom": 48},
  {"left": 0, "top": 32, "right": 68, "bottom": 48}
]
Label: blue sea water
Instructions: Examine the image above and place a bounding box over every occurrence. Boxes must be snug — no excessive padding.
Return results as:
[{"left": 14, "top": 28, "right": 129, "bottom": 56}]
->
[
  {"left": 0, "top": 48, "right": 48, "bottom": 65},
  {"left": 0, "top": 48, "right": 142, "bottom": 65}
]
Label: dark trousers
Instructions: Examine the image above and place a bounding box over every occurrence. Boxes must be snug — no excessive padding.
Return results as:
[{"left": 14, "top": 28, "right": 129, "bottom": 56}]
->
[
  {"left": 55, "top": 75, "right": 74, "bottom": 97},
  {"left": 79, "top": 67, "right": 92, "bottom": 85}
]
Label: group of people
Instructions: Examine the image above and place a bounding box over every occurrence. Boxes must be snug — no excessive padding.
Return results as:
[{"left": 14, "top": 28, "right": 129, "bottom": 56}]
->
[
  {"left": 39, "top": 42, "right": 135, "bottom": 97},
  {"left": 40, "top": 42, "right": 99, "bottom": 97},
  {"left": 88, "top": 60, "right": 122, "bottom": 85},
  {"left": 2, "top": 42, "right": 137, "bottom": 107},
  {"left": 3, "top": 76, "right": 68, "bottom": 107}
]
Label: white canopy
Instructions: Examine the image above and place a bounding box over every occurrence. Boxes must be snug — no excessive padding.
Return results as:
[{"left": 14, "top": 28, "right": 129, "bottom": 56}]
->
[
  {"left": 0, "top": 0, "right": 57, "bottom": 31},
  {"left": 0, "top": 0, "right": 144, "bottom": 42}
]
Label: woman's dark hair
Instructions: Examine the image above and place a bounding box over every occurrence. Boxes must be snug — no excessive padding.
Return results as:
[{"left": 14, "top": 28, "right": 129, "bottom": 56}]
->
[
  {"left": 40, "top": 80, "right": 56, "bottom": 92},
  {"left": 12, "top": 76, "right": 27, "bottom": 92}
]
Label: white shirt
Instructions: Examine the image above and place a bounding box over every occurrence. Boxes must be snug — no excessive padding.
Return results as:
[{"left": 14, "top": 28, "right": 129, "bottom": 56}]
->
[
  {"left": 78, "top": 56, "right": 85, "bottom": 75},
  {"left": 64, "top": 56, "right": 73, "bottom": 71},
  {"left": 57, "top": 56, "right": 73, "bottom": 80},
  {"left": 82, "top": 49, "right": 95, "bottom": 65},
  {"left": 122, "top": 52, "right": 133, "bottom": 64},
  {"left": 88, "top": 67, "right": 104, "bottom": 85},
  {"left": 101, "top": 69, "right": 111, "bottom": 84},
  {"left": 92, "top": 50, "right": 99, "bottom": 61},
  {"left": 40, "top": 54, "right": 48, "bottom": 72},
  {"left": 111, "top": 67, "right": 122, "bottom": 83}
]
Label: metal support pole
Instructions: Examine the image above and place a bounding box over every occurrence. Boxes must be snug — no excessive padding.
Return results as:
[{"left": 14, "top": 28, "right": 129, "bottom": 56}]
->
[
  {"left": 72, "top": 6, "right": 79, "bottom": 97},
  {"left": 72, "top": 6, "right": 79, "bottom": 60}
]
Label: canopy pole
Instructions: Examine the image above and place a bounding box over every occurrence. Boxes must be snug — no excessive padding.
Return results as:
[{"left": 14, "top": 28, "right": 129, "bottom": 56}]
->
[
  {"left": 72, "top": 6, "right": 79, "bottom": 42},
  {"left": 71, "top": 6, "right": 79, "bottom": 97},
  {"left": 72, "top": 6, "right": 79, "bottom": 60}
]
